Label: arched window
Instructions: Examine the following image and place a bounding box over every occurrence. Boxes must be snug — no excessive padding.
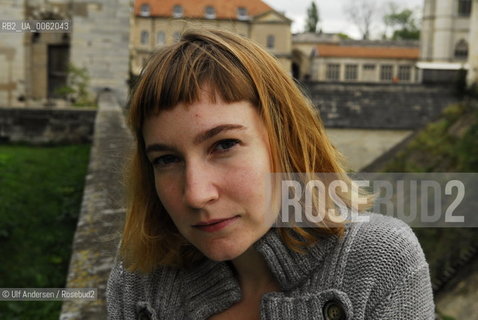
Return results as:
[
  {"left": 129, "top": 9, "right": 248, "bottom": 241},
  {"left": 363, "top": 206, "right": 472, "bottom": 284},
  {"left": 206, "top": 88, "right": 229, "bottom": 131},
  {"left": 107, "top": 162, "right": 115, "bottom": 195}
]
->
[
  {"left": 458, "top": 0, "right": 472, "bottom": 16},
  {"left": 157, "top": 31, "right": 165, "bottom": 45},
  {"left": 205, "top": 6, "right": 216, "bottom": 19},
  {"left": 140, "top": 4, "right": 150, "bottom": 16},
  {"left": 172, "top": 5, "right": 183, "bottom": 18},
  {"left": 140, "top": 30, "right": 149, "bottom": 44},
  {"left": 454, "top": 39, "right": 468, "bottom": 59},
  {"left": 266, "top": 35, "right": 275, "bottom": 49}
]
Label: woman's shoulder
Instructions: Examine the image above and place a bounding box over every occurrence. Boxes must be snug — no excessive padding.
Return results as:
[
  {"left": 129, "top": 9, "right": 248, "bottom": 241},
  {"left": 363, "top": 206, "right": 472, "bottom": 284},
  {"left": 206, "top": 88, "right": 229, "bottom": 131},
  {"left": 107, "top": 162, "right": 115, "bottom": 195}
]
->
[
  {"left": 344, "top": 212, "right": 427, "bottom": 267},
  {"left": 339, "top": 212, "right": 430, "bottom": 293}
]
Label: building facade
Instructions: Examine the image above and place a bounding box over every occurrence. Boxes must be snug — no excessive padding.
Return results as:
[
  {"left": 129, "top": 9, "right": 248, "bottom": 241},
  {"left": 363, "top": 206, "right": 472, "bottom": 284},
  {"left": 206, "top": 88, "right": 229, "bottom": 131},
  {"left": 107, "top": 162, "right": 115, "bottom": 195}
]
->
[
  {"left": 0, "top": 0, "right": 130, "bottom": 107},
  {"left": 132, "top": 0, "right": 292, "bottom": 75},
  {"left": 309, "top": 41, "right": 420, "bottom": 83},
  {"left": 419, "top": 0, "right": 478, "bottom": 85},
  {"left": 291, "top": 32, "right": 341, "bottom": 80}
]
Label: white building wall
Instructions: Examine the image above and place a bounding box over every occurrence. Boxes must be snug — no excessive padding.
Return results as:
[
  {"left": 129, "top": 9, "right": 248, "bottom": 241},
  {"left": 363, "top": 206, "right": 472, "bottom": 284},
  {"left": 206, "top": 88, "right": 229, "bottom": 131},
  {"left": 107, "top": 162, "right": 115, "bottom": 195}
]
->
[
  {"left": 420, "top": 0, "right": 435, "bottom": 61},
  {"left": 433, "top": 0, "right": 455, "bottom": 61},
  {"left": 313, "top": 57, "right": 418, "bottom": 83},
  {"left": 468, "top": 0, "right": 478, "bottom": 85},
  {"left": 0, "top": 0, "right": 26, "bottom": 107},
  {"left": 421, "top": 0, "right": 473, "bottom": 62},
  {"left": 70, "top": 0, "right": 131, "bottom": 106}
]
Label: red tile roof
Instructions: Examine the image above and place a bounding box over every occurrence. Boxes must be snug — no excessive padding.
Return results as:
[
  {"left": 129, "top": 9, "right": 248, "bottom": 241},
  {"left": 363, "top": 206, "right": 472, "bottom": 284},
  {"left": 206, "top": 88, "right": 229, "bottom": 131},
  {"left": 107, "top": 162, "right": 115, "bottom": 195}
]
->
[
  {"left": 316, "top": 44, "right": 419, "bottom": 60},
  {"left": 135, "top": 0, "right": 272, "bottom": 19}
]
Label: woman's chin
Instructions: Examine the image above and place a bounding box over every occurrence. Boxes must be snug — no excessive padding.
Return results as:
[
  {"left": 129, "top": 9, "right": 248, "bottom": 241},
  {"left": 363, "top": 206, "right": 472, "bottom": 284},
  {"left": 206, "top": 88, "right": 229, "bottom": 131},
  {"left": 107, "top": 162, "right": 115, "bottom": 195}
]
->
[{"left": 197, "top": 242, "right": 248, "bottom": 262}]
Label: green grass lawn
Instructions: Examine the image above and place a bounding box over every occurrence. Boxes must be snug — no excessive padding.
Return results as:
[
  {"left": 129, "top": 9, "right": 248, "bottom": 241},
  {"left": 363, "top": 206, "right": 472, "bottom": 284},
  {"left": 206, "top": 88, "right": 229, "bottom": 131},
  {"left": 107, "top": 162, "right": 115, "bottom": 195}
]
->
[{"left": 0, "top": 144, "right": 90, "bottom": 319}]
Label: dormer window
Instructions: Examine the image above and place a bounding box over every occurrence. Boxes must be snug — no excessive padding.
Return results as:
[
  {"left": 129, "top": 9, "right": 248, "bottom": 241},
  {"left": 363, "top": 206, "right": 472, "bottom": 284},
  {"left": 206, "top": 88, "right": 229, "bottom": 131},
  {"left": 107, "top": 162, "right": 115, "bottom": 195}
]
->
[
  {"left": 237, "top": 7, "right": 248, "bottom": 20},
  {"left": 172, "top": 5, "right": 183, "bottom": 18},
  {"left": 205, "top": 6, "right": 216, "bottom": 19},
  {"left": 140, "top": 4, "right": 150, "bottom": 16}
]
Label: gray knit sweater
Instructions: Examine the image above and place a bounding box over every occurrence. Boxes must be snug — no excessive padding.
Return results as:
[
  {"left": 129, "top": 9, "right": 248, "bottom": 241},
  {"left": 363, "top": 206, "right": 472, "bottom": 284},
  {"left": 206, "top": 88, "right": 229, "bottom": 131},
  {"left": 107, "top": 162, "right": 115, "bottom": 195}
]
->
[{"left": 106, "top": 213, "right": 435, "bottom": 319}]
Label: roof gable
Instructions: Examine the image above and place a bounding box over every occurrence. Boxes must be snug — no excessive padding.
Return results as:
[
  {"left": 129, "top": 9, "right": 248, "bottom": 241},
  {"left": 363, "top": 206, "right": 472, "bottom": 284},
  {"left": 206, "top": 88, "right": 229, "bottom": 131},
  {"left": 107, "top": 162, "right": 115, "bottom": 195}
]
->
[{"left": 253, "top": 10, "right": 292, "bottom": 23}]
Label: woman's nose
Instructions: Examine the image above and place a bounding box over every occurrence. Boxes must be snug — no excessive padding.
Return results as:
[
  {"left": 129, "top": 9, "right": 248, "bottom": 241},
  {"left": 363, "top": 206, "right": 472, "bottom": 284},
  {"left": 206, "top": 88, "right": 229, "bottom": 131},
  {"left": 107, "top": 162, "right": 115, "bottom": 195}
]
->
[{"left": 183, "top": 161, "right": 219, "bottom": 209}]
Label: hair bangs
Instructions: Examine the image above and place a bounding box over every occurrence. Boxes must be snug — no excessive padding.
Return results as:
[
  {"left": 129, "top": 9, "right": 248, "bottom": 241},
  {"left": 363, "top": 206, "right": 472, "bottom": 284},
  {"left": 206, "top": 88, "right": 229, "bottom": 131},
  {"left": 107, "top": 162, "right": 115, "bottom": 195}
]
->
[{"left": 131, "top": 36, "right": 259, "bottom": 137}]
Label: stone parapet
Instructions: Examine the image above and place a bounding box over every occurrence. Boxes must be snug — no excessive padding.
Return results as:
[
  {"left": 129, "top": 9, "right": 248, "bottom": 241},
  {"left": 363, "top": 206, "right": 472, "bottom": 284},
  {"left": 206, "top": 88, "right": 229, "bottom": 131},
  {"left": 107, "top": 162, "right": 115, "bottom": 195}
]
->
[
  {"left": 59, "top": 92, "right": 132, "bottom": 319},
  {"left": 0, "top": 107, "right": 96, "bottom": 144}
]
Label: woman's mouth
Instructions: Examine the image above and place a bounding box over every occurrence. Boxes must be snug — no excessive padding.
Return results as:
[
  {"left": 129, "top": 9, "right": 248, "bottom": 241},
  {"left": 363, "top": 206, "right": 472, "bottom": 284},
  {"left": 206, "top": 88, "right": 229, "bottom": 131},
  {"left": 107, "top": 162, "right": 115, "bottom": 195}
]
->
[{"left": 193, "top": 215, "right": 240, "bottom": 232}]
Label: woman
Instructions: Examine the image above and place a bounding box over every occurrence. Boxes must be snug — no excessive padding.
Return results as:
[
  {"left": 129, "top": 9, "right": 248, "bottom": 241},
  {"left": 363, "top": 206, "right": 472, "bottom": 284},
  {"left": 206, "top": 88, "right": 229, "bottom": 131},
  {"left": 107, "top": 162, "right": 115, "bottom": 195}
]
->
[{"left": 106, "top": 29, "right": 434, "bottom": 319}]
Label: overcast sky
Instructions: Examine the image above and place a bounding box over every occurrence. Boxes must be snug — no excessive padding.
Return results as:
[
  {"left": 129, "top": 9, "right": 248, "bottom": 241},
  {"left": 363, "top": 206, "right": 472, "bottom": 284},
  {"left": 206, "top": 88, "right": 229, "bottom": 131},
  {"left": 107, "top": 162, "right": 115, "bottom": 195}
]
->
[{"left": 264, "top": 0, "right": 424, "bottom": 39}]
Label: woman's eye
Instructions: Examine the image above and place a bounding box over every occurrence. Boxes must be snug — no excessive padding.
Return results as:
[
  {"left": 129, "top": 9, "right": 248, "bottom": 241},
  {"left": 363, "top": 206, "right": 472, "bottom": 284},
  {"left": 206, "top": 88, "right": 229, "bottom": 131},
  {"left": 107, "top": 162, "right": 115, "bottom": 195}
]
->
[
  {"left": 213, "top": 139, "right": 240, "bottom": 152},
  {"left": 152, "top": 154, "right": 180, "bottom": 167}
]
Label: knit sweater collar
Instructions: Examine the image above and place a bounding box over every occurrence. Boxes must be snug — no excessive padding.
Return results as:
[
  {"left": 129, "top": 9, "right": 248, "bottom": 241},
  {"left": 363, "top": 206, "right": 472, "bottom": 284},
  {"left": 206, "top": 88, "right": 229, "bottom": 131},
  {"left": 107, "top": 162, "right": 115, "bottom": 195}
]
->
[{"left": 180, "top": 228, "right": 338, "bottom": 319}]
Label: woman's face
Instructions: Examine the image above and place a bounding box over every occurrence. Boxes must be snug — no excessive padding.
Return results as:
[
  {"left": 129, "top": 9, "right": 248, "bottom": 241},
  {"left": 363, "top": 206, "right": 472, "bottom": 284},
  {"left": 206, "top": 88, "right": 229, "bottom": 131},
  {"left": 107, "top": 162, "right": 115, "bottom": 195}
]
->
[{"left": 142, "top": 89, "right": 277, "bottom": 261}]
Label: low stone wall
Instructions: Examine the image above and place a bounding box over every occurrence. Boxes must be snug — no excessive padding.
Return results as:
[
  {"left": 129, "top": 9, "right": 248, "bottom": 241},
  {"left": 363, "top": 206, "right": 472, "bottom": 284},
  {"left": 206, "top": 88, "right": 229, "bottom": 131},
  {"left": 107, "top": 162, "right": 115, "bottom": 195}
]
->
[
  {"left": 60, "top": 92, "right": 132, "bottom": 319},
  {"left": 302, "top": 82, "right": 458, "bottom": 129},
  {"left": 0, "top": 107, "right": 96, "bottom": 144}
]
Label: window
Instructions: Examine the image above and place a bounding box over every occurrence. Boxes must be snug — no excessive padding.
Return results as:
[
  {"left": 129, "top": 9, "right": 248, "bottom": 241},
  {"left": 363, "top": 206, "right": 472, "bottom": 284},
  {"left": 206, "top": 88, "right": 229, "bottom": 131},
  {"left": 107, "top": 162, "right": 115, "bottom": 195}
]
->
[
  {"left": 172, "top": 5, "right": 183, "bottom": 18},
  {"left": 140, "top": 30, "right": 149, "bottom": 45},
  {"left": 173, "top": 31, "right": 181, "bottom": 42},
  {"left": 398, "top": 65, "right": 411, "bottom": 81},
  {"left": 157, "top": 31, "right": 165, "bottom": 45},
  {"left": 454, "top": 39, "right": 468, "bottom": 59},
  {"left": 204, "top": 6, "right": 216, "bottom": 19},
  {"left": 345, "top": 64, "right": 358, "bottom": 81},
  {"left": 363, "top": 64, "right": 376, "bottom": 70},
  {"left": 326, "top": 64, "right": 340, "bottom": 81},
  {"left": 458, "top": 0, "right": 472, "bottom": 16},
  {"left": 237, "top": 7, "right": 248, "bottom": 20},
  {"left": 266, "top": 35, "right": 275, "bottom": 49},
  {"left": 380, "top": 65, "right": 393, "bottom": 81},
  {"left": 140, "top": 3, "right": 150, "bottom": 16}
]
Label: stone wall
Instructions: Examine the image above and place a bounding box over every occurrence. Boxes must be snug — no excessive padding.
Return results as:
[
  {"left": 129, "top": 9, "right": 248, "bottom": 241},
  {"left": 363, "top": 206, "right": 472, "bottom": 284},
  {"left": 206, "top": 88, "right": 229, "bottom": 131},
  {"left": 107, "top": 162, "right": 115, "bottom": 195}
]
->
[
  {"left": 0, "top": 107, "right": 96, "bottom": 144},
  {"left": 302, "top": 82, "right": 458, "bottom": 129},
  {"left": 60, "top": 92, "right": 132, "bottom": 319},
  {"left": 0, "top": 0, "right": 26, "bottom": 107},
  {"left": 70, "top": 0, "right": 131, "bottom": 106}
]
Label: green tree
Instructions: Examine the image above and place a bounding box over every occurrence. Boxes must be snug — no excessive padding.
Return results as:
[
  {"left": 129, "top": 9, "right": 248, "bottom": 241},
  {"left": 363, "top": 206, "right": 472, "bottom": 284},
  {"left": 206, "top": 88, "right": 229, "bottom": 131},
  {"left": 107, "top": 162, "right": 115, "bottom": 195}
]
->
[
  {"left": 55, "top": 64, "right": 96, "bottom": 107},
  {"left": 305, "top": 1, "right": 320, "bottom": 33},
  {"left": 383, "top": 3, "right": 420, "bottom": 40}
]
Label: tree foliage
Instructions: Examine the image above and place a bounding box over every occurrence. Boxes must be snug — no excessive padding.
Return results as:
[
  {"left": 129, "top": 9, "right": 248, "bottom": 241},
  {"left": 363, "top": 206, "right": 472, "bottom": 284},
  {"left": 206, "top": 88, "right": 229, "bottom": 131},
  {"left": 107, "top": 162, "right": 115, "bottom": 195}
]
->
[
  {"left": 383, "top": 2, "right": 420, "bottom": 40},
  {"left": 305, "top": 1, "right": 320, "bottom": 33}
]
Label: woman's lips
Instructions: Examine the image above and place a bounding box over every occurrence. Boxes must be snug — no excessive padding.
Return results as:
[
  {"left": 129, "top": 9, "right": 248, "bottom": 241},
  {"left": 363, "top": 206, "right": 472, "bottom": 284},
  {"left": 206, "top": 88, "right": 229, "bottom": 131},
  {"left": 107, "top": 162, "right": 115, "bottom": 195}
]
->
[{"left": 193, "top": 216, "right": 240, "bottom": 232}]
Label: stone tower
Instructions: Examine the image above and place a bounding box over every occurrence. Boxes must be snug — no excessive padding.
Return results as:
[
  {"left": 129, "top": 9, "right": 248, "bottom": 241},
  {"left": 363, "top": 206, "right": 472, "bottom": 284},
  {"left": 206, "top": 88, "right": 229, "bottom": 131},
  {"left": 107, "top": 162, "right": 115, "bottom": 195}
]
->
[
  {"left": 467, "top": 0, "right": 478, "bottom": 85},
  {"left": 70, "top": 0, "right": 131, "bottom": 106},
  {"left": 419, "top": 0, "right": 474, "bottom": 83}
]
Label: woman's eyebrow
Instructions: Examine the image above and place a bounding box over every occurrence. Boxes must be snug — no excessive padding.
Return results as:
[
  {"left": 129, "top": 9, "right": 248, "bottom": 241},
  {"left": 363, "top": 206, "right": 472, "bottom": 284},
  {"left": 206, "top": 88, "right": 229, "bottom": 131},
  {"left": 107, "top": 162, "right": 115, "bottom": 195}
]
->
[
  {"left": 193, "top": 124, "right": 246, "bottom": 145},
  {"left": 145, "top": 124, "right": 246, "bottom": 154},
  {"left": 145, "top": 143, "right": 178, "bottom": 154}
]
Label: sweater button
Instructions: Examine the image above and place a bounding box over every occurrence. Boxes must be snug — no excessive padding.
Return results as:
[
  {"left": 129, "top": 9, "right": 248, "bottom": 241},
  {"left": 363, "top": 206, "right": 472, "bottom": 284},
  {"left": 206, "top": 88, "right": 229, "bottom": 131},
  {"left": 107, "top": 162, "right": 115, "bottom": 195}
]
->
[{"left": 323, "top": 300, "right": 346, "bottom": 320}]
